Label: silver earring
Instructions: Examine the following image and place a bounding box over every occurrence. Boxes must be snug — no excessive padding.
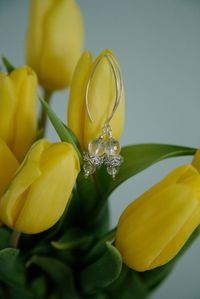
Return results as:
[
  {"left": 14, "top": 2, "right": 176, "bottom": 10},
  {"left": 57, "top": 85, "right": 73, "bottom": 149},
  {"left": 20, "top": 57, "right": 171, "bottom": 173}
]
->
[{"left": 83, "top": 53, "right": 123, "bottom": 180}]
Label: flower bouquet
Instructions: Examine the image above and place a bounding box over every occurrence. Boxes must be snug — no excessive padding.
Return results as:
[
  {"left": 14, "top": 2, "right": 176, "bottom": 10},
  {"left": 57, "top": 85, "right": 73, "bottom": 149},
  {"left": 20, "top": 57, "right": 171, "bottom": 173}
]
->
[{"left": 0, "top": 1, "right": 199, "bottom": 299}]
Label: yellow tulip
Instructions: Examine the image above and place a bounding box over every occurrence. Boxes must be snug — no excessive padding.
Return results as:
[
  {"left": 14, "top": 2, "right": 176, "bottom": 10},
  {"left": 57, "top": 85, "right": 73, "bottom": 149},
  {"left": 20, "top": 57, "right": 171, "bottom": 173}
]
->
[
  {"left": 26, "top": 0, "right": 83, "bottom": 90},
  {"left": 67, "top": 49, "right": 125, "bottom": 150},
  {"left": 116, "top": 160, "right": 200, "bottom": 272},
  {"left": 0, "top": 66, "right": 38, "bottom": 162},
  {"left": 0, "top": 139, "right": 80, "bottom": 234}
]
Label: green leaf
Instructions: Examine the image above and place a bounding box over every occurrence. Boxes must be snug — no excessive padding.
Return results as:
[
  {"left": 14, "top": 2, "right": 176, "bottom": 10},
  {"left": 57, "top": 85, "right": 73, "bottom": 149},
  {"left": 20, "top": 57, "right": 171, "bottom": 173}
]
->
[
  {"left": 39, "top": 97, "right": 83, "bottom": 162},
  {"left": 28, "top": 256, "right": 80, "bottom": 299},
  {"left": 30, "top": 276, "right": 47, "bottom": 298},
  {"left": 98, "top": 143, "right": 196, "bottom": 199},
  {"left": 76, "top": 172, "right": 99, "bottom": 215},
  {"left": 84, "top": 293, "right": 109, "bottom": 299},
  {"left": 35, "top": 127, "right": 44, "bottom": 140},
  {"left": 51, "top": 228, "right": 94, "bottom": 251},
  {"left": 99, "top": 228, "right": 116, "bottom": 244},
  {"left": 7, "top": 286, "right": 34, "bottom": 299},
  {"left": 0, "top": 284, "right": 6, "bottom": 298},
  {"left": 0, "top": 227, "right": 11, "bottom": 249},
  {"left": 80, "top": 243, "right": 122, "bottom": 293},
  {"left": 1, "top": 56, "right": 15, "bottom": 73},
  {"left": 75, "top": 172, "right": 110, "bottom": 235},
  {"left": 0, "top": 248, "right": 25, "bottom": 287},
  {"left": 106, "top": 265, "right": 148, "bottom": 299}
]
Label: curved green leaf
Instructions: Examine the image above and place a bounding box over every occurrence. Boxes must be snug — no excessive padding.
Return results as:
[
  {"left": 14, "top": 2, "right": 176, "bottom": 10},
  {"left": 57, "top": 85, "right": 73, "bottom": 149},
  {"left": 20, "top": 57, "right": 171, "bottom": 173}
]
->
[
  {"left": 106, "top": 265, "right": 148, "bottom": 299},
  {"left": 0, "top": 248, "right": 25, "bottom": 287},
  {"left": 80, "top": 243, "right": 122, "bottom": 293},
  {"left": 30, "top": 276, "right": 47, "bottom": 299},
  {"left": 51, "top": 228, "right": 94, "bottom": 251},
  {"left": 40, "top": 97, "right": 83, "bottom": 163},
  {"left": 97, "top": 143, "right": 196, "bottom": 200},
  {"left": 28, "top": 256, "right": 80, "bottom": 299}
]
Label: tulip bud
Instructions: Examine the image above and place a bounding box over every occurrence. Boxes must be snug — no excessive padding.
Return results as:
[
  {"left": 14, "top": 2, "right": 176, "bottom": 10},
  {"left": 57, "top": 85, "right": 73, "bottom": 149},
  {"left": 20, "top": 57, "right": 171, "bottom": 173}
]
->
[
  {"left": 26, "top": 0, "right": 83, "bottom": 90},
  {"left": 0, "top": 139, "right": 80, "bottom": 234},
  {"left": 116, "top": 163, "right": 200, "bottom": 272},
  {"left": 0, "top": 66, "right": 38, "bottom": 162},
  {"left": 67, "top": 49, "right": 125, "bottom": 150}
]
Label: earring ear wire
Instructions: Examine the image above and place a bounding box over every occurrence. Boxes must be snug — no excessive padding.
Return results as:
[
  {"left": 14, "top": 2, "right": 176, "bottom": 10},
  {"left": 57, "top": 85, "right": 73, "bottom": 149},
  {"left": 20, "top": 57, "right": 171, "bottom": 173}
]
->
[
  {"left": 83, "top": 53, "right": 124, "bottom": 179},
  {"left": 85, "top": 53, "right": 122, "bottom": 124}
]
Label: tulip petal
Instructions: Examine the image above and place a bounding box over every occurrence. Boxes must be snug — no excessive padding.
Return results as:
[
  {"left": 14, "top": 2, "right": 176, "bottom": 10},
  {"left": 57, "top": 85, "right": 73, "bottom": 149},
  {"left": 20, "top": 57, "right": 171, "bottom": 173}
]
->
[
  {"left": 116, "top": 184, "right": 200, "bottom": 271},
  {"left": 110, "top": 86, "right": 125, "bottom": 142},
  {"left": 9, "top": 66, "right": 38, "bottom": 161},
  {"left": 41, "top": 0, "right": 83, "bottom": 89},
  {"left": 0, "top": 139, "right": 19, "bottom": 194},
  {"left": 0, "top": 139, "right": 50, "bottom": 227},
  {"left": 68, "top": 51, "right": 93, "bottom": 147},
  {"left": 192, "top": 149, "right": 200, "bottom": 173},
  {"left": 118, "top": 164, "right": 198, "bottom": 226},
  {"left": 0, "top": 73, "right": 16, "bottom": 147},
  {"left": 15, "top": 143, "right": 80, "bottom": 233},
  {"left": 151, "top": 197, "right": 200, "bottom": 269},
  {"left": 179, "top": 175, "right": 200, "bottom": 198},
  {"left": 27, "top": 0, "right": 83, "bottom": 90},
  {"left": 26, "top": 0, "right": 52, "bottom": 74}
]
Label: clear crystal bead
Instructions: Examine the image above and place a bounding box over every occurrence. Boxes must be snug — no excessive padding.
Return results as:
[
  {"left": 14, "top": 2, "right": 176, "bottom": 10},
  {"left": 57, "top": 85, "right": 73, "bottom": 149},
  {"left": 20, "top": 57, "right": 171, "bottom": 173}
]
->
[
  {"left": 107, "top": 166, "right": 119, "bottom": 179},
  {"left": 88, "top": 138, "right": 105, "bottom": 157},
  {"left": 83, "top": 162, "right": 95, "bottom": 178},
  {"left": 105, "top": 138, "right": 121, "bottom": 156}
]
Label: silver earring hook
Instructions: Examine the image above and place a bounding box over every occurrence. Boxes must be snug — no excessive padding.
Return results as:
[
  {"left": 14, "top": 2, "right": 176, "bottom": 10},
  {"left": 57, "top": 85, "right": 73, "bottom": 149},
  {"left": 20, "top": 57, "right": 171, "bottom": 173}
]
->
[{"left": 85, "top": 53, "right": 122, "bottom": 124}]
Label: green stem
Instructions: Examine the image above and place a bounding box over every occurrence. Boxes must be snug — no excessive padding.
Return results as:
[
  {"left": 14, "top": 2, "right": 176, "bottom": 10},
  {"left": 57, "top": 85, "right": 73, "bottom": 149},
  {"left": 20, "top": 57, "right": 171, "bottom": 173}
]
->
[
  {"left": 40, "top": 88, "right": 53, "bottom": 136},
  {"left": 10, "top": 230, "right": 21, "bottom": 248}
]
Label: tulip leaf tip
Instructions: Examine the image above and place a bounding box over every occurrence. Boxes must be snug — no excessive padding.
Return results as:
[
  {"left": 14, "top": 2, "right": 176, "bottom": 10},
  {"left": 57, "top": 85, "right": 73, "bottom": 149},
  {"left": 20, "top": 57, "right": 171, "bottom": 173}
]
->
[{"left": 1, "top": 56, "right": 15, "bottom": 73}]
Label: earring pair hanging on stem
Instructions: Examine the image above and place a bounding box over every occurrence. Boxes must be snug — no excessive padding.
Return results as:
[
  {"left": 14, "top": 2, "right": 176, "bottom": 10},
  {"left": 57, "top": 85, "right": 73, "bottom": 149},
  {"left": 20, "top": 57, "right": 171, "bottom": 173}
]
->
[{"left": 83, "top": 53, "right": 124, "bottom": 180}]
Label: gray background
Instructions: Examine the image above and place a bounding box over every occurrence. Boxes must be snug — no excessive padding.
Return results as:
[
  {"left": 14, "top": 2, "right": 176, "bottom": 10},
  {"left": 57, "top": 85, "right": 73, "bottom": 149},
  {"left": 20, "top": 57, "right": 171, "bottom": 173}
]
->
[{"left": 0, "top": 0, "right": 200, "bottom": 298}]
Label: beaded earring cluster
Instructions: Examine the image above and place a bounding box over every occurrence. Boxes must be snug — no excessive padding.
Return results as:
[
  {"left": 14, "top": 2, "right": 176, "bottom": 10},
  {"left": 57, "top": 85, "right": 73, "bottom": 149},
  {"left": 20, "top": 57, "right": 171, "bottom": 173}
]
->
[{"left": 83, "top": 54, "right": 123, "bottom": 180}]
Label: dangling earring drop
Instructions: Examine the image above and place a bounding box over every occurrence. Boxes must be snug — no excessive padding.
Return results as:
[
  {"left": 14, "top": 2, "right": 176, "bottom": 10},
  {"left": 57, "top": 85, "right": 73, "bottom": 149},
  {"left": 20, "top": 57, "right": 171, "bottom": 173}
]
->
[
  {"left": 83, "top": 53, "right": 123, "bottom": 179},
  {"left": 104, "top": 123, "right": 123, "bottom": 179}
]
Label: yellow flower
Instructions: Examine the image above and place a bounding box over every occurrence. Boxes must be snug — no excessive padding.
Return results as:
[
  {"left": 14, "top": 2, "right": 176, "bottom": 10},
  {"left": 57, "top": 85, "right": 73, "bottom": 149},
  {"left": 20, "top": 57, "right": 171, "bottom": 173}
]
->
[
  {"left": 0, "top": 139, "right": 80, "bottom": 234},
  {"left": 26, "top": 0, "right": 83, "bottom": 90},
  {"left": 116, "top": 156, "right": 200, "bottom": 272},
  {"left": 67, "top": 49, "right": 125, "bottom": 150},
  {"left": 0, "top": 66, "right": 38, "bottom": 162}
]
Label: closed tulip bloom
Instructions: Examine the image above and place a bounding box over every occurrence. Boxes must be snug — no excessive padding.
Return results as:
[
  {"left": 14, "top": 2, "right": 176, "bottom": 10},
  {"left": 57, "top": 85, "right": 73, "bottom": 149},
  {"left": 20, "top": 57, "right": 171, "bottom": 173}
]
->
[
  {"left": 0, "top": 66, "right": 38, "bottom": 162},
  {"left": 67, "top": 49, "right": 125, "bottom": 150},
  {"left": 26, "top": 0, "right": 83, "bottom": 90},
  {"left": 0, "top": 139, "right": 80, "bottom": 234},
  {"left": 116, "top": 160, "right": 200, "bottom": 272}
]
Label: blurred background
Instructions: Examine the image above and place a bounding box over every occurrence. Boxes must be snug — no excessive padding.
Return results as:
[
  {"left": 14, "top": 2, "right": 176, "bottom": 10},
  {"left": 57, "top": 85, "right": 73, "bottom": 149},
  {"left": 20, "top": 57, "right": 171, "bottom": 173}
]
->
[{"left": 0, "top": 0, "right": 200, "bottom": 298}]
